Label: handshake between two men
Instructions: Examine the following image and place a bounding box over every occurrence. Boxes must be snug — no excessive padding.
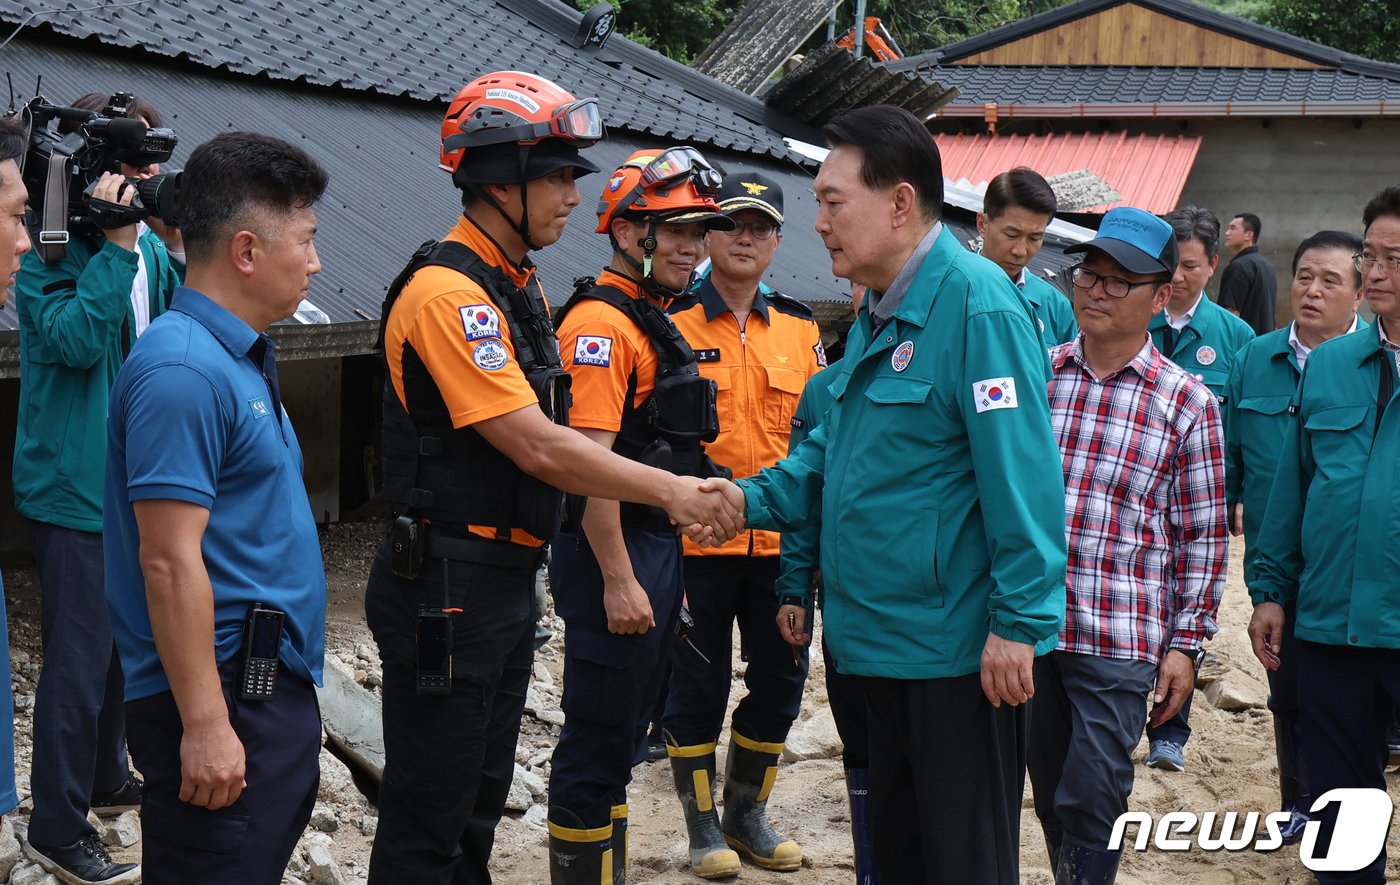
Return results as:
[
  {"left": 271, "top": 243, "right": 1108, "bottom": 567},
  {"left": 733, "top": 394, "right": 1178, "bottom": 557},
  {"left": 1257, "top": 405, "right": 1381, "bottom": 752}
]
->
[{"left": 664, "top": 476, "right": 749, "bottom": 547}]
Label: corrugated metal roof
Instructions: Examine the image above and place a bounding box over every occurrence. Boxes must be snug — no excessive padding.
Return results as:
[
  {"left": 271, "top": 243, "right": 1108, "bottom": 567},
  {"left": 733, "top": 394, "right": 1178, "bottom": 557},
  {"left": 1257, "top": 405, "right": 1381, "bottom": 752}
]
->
[
  {"left": 0, "top": 0, "right": 822, "bottom": 163},
  {"left": 933, "top": 132, "right": 1202, "bottom": 214},
  {"left": 763, "top": 42, "right": 959, "bottom": 126},
  {"left": 693, "top": 0, "right": 840, "bottom": 95}
]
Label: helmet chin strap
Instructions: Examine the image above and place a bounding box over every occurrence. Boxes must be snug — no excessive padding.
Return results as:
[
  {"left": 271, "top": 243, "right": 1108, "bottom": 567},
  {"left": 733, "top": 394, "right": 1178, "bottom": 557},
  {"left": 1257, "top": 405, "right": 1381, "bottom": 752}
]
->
[
  {"left": 460, "top": 149, "right": 540, "bottom": 252},
  {"left": 611, "top": 217, "right": 691, "bottom": 299}
]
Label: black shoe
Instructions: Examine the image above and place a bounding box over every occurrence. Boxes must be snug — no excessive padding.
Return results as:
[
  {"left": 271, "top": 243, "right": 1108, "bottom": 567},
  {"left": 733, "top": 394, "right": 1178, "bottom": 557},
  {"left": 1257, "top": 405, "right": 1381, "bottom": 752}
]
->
[
  {"left": 644, "top": 737, "right": 668, "bottom": 763},
  {"left": 90, "top": 775, "right": 143, "bottom": 816},
  {"left": 23, "top": 834, "right": 141, "bottom": 885}
]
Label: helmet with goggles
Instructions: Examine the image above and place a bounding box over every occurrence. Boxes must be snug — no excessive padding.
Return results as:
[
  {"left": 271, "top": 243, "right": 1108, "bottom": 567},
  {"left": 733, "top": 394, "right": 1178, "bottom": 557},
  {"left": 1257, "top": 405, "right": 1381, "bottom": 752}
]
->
[
  {"left": 440, "top": 71, "right": 604, "bottom": 186},
  {"left": 596, "top": 147, "right": 734, "bottom": 298},
  {"left": 440, "top": 71, "right": 605, "bottom": 251},
  {"left": 595, "top": 147, "right": 733, "bottom": 234}
]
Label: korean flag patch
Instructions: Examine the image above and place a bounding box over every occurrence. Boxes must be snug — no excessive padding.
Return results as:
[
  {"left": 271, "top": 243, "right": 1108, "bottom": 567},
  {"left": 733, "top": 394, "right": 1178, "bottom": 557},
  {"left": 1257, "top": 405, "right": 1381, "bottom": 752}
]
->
[
  {"left": 973, "top": 377, "right": 1019, "bottom": 413},
  {"left": 574, "top": 335, "right": 613, "bottom": 367},
  {"left": 460, "top": 304, "right": 502, "bottom": 342}
]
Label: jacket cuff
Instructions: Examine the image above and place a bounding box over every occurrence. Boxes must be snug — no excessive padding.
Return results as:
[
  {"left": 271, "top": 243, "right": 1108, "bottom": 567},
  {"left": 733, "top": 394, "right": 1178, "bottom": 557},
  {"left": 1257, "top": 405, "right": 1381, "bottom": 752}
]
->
[
  {"left": 737, "top": 480, "right": 772, "bottom": 532},
  {"left": 99, "top": 237, "right": 141, "bottom": 263},
  {"left": 988, "top": 619, "right": 1042, "bottom": 646}
]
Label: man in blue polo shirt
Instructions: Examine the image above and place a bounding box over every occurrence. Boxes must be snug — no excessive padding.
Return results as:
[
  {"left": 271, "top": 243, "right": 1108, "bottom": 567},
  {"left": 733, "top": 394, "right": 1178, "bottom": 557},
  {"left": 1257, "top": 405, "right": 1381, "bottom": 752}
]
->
[{"left": 104, "top": 132, "right": 329, "bottom": 884}]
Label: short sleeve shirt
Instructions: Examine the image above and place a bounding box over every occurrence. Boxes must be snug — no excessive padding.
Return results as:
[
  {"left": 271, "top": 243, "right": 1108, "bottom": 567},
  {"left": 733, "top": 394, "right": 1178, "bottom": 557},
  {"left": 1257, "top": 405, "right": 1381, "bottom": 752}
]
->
[
  {"left": 556, "top": 269, "right": 662, "bottom": 432},
  {"left": 384, "top": 217, "right": 552, "bottom": 546},
  {"left": 104, "top": 287, "right": 326, "bottom": 702}
]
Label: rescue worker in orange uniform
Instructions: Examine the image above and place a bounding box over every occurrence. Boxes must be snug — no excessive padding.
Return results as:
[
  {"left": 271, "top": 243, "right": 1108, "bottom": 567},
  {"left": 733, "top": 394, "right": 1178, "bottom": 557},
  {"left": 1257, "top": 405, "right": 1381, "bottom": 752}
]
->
[
  {"left": 547, "top": 147, "right": 737, "bottom": 883},
  {"left": 366, "top": 77, "right": 739, "bottom": 885},
  {"left": 662, "top": 172, "right": 824, "bottom": 878}
]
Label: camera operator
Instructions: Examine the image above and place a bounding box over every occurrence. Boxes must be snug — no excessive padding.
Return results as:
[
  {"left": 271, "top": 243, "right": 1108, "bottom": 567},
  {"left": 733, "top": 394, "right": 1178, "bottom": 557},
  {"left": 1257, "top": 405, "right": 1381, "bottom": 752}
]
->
[{"left": 15, "top": 91, "right": 180, "bottom": 885}]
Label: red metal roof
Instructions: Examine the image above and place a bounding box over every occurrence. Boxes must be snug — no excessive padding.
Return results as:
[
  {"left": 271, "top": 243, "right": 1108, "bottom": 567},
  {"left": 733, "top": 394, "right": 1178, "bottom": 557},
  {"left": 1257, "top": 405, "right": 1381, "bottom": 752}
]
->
[{"left": 933, "top": 131, "right": 1203, "bottom": 214}]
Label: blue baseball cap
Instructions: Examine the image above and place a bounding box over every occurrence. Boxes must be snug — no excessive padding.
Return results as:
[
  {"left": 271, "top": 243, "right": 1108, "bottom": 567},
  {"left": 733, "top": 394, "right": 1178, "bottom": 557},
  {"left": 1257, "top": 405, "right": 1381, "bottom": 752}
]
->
[{"left": 1066, "top": 206, "right": 1179, "bottom": 276}]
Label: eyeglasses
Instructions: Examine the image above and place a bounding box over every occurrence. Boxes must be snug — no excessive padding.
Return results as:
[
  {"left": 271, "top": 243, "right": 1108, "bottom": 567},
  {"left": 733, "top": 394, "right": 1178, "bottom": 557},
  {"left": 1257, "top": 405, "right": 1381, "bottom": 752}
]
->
[
  {"left": 1071, "top": 266, "right": 1157, "bottom": 298},
  {"left": 716, "top": 219, "right": 778, "bottom": 240},
  {"left": 629, "top": 146, "right": 722, "bottom": 196},
  {"left": 1353, "top": 252, "right": 1400, "bottom": 275}
]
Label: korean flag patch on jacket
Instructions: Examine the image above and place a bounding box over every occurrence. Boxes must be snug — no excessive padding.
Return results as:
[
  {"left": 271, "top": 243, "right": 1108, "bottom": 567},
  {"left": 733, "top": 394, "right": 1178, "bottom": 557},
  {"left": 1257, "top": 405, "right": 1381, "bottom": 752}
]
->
[
  {"left": 973, "top": 377, "right": 1018, "bottom": 413},
  {"left": 460, "top": 304, "right": 501, "bottom": 341},
  {"left": 574, "top": 335, "right": 613, "bottom": 367}
]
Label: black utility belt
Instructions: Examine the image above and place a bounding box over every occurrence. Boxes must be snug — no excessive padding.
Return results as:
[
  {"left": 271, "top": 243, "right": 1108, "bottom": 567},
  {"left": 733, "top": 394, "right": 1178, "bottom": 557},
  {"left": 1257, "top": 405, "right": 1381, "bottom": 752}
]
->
[{"left": 422, "top": 531, "right": 546, "bottom": 570}]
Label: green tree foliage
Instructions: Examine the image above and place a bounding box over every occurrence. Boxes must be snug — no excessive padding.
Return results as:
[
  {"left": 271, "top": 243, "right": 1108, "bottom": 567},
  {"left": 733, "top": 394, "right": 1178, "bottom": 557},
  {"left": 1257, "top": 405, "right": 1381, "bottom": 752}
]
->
[
  {"left": 1261, "top": 0, "right": 1400, "bottom": 63},
  {"left": 578, "top": 0, "right": 1391, "bottom": 66},
  {"left": 570, "top": 0, "right": 747, "bottom": 62}
]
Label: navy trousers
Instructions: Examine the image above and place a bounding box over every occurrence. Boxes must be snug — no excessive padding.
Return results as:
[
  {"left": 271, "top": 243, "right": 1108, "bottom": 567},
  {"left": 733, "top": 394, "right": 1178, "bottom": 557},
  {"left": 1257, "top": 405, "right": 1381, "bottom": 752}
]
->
[
  {"left": 1296, "top": 639, "right": 1400, "bottom": 885},
  {"left": 27, "top": 520, "right": 130, "bottom": 845},
  {"left": 824, "top": 638, "right": 870, "bottom": 769},
  {"left": 662, "top": 555, "right": 807, "bottom": 745},
  {"left": 365, "top": 541, "right": 537, "bottom": 885},
  {"left": 125, "top": 663, "right": 321, "bottom": 885},
  {"left": 548, "top": 526, "right": 683, "bottom": 829},
  {"left": 860, "top": 671, "right": 1028, "bottom": 885}
]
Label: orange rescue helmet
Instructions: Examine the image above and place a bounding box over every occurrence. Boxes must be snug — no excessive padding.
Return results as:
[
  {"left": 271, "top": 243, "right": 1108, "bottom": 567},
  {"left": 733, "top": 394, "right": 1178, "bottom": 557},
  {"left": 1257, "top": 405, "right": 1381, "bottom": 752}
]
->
[
  {"left": 440, "top": 71, "right": 604, "bottom": 185},
  {"left": 595, "top": 146, "right": 734, "bottom": 234}
]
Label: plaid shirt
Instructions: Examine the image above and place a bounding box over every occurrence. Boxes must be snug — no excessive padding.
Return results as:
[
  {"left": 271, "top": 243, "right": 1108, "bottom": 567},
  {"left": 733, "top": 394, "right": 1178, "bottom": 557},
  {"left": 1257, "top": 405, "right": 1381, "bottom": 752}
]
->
[{"left": 1048, "top": 336, "right": 1226, "bottom": 664}]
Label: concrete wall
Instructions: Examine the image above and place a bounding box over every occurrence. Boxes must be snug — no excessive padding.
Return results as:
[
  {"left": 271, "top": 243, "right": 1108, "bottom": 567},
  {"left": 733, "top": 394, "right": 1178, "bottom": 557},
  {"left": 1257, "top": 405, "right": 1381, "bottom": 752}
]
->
[{"left": 1161, "top": 117, "right": 1400, "bottom": 325}]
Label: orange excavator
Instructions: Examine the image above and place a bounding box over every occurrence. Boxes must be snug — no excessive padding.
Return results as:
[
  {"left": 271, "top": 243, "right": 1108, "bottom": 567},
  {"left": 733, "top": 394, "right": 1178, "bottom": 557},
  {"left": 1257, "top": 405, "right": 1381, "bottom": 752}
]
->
[{"left": 835, "top": 16, "right": 904, "bottom": 61}]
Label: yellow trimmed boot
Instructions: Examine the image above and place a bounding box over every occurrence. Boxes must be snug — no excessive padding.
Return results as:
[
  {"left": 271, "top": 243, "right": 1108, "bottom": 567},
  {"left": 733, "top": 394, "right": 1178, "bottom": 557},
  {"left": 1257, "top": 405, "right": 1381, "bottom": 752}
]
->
[
  {"left": 548, "top": 807, "right": 614, "bottom": 885},
  {"left": 721, "top": 730, "right": 802, "bottom": 871},
  {"left": 666, "top": 737, "right": 741, "bottom": 879},
  {"left": 611, "top": 803, "right": 628, "bottom": 885}
]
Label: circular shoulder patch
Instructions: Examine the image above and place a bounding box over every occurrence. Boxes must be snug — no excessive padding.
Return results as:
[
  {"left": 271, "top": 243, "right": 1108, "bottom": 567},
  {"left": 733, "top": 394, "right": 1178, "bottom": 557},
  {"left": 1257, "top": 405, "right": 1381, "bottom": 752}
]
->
[
  {"left": 1196, "top": 345, "right": 1217, "bottom": 366},
  {"left": 473, "top": 338, "right": 510, "bottom": 371}
]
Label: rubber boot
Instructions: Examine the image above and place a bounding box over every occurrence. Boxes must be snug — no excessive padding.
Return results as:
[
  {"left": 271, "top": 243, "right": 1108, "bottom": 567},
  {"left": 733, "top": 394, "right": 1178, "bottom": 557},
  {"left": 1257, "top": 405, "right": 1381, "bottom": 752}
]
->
[
  {"left": 610, "top": 803, "right": 628, "bottom": 885},
  {"left": 1273, "top": 714, "right": 1311, "bottom": 845},
  {"left": 548, "top": 807, "right": 613, "bottom": 885},
  {"left": 845, "top": 767, "right": 879, "bottom": 884},
  {"left": 721, "top": 730, "right": 802, "bottom": 871},
  {"left": 666, "top": 738, "right": 741, "bottom": 879},
  {"left": 1055, "top": 833, "right": 1121, "bottom": 885}
]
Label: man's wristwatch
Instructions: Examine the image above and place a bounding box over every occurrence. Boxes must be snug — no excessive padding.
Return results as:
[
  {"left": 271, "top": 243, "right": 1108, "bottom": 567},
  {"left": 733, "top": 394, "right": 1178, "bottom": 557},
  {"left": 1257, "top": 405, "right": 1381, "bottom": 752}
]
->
[
  {"left": 1171, "top": 646, "right": 1207, "bottom": 671},
  {"left": 778, "top": 594, "right": 808, "bottom": 609}
]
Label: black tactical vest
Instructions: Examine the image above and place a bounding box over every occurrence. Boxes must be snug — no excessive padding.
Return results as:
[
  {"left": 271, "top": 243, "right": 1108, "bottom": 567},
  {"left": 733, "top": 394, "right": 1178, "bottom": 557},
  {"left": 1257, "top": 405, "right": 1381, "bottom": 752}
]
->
[
  {"left": 555, "top": 279, "right": 727, "bottom": 493},
  {"left": 377, "top": 240, "right": 569, "bottom": 540}
]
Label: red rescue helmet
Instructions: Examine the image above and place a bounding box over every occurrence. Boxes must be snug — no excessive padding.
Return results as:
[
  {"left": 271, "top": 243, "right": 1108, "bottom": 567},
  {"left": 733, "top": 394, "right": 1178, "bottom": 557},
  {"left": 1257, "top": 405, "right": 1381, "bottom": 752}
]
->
[
  {"left": 440, "top": 71, "right": 604, "bottom": 185},
  {"left": 595, "top": 147, "right": 734, "bottom": 234}
]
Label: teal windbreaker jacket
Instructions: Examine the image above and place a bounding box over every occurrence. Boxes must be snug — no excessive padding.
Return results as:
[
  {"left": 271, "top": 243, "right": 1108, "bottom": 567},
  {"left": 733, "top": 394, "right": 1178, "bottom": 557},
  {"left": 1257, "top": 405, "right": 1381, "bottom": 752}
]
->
[{"left": 739, "top": 227, "right": 1068, "bottom": 679}]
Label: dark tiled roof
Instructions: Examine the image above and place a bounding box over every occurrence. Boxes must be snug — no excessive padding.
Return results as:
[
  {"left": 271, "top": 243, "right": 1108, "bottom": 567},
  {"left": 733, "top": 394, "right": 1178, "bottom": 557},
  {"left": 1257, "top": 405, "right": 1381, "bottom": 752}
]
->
[
  {"left": 920, "top": 65, "right": 1400, "bottom": 107},
  {"left": 0, "top": 0, "right": 821, "bottom": 162},
  {"left": 890, "top": 0, "right": 1400, "bottom": 82}
]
